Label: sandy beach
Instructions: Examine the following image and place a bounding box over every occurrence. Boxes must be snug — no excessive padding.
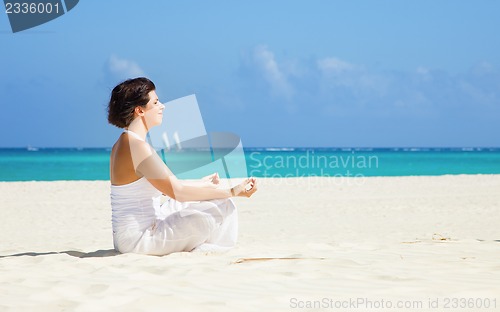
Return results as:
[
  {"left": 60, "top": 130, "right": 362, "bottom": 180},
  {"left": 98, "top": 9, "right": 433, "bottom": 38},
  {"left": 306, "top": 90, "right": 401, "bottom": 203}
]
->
[{"left": 1, "top": 175, "right": 499, "bottom": 311}]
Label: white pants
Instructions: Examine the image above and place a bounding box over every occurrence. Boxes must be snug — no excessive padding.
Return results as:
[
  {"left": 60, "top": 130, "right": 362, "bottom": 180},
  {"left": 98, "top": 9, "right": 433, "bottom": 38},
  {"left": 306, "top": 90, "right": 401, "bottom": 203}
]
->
[{"left": 115, "top": 198, "right": 238, "bottom": 256}]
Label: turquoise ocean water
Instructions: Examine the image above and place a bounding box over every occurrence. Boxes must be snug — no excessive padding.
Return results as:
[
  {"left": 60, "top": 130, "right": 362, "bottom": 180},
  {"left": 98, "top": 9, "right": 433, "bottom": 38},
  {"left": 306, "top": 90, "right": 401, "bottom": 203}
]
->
[{"left": 1, "top": 147, "right": 500, "bottom": 181}]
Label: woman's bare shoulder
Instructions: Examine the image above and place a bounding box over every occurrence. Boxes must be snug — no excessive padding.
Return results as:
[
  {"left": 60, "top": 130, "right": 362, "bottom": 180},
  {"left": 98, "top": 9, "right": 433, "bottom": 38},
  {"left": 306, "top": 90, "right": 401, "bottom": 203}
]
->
[{"left": 112, "top": 133, "right": 152, "bottom": 154}]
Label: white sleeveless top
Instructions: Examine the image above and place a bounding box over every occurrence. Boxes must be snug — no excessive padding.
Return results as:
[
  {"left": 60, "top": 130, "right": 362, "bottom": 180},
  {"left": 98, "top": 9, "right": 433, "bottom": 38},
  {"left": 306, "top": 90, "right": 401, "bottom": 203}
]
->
[{"left": 110, "top": 177, "right": 160, "bottom": 252}]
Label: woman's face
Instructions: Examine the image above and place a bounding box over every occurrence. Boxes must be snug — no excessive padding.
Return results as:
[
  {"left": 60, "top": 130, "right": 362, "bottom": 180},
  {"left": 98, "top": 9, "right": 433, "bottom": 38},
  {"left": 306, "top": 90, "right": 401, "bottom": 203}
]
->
[{"left": 142, "top": 90, "right": 165, "bottom": 128}]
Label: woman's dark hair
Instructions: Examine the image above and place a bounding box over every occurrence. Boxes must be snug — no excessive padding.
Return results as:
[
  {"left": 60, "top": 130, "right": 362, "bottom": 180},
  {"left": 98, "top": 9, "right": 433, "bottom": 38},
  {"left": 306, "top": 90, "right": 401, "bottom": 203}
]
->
[{"left": 107, "top": 77, "right": 156, "bottom": 128}]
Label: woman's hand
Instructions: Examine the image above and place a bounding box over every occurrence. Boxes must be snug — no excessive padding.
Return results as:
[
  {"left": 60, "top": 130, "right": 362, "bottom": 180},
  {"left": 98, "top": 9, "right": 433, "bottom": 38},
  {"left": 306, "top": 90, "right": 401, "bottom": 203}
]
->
[
  {"left": 202, "top": 173, "right": 220, "bottom": 185},
  {"left": 232, "top": 177, "right": 258, "bottom": 198}
]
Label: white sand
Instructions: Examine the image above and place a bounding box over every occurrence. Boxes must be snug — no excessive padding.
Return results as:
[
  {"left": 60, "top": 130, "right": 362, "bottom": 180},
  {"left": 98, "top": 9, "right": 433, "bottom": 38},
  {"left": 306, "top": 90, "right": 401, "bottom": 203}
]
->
[{"left": 1, "top": 175, "right": 499, "bottom": 311}]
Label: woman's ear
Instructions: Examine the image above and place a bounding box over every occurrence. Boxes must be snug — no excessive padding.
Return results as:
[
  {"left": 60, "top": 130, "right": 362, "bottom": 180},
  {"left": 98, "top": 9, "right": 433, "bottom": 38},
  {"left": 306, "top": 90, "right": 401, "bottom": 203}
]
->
[{"left": 134, "top": 106, "right": 145, "bottom": 116}]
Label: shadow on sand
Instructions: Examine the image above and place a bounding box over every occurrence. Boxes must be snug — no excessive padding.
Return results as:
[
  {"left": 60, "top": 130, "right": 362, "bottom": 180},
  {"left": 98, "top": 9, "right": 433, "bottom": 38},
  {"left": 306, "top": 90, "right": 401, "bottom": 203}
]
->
[{"left": 0, "top": 249, "right": 120, "bottom": 258}]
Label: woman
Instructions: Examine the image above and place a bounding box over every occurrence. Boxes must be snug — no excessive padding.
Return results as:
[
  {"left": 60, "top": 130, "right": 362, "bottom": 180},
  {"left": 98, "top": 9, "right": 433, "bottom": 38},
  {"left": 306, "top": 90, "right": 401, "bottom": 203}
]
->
[{"left": 107, "top": 77, "right": 257, "bottom": 255}]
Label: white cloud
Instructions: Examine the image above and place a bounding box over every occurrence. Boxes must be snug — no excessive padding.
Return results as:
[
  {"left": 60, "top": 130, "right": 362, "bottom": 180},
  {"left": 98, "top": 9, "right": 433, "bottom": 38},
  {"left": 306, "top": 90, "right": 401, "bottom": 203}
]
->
[
  {"left": 317, "top": 56, "right": 384, "bottom": 92},
  {"left": 317, "top": 57, "right": 358, "bottom": 74},
  {"left": 416, "top": 66, "right": 429, "bottom": 75},
  {"left": 253, "top": 45, "right": 294, "bottom": 99},
  {"left": 106, "top": 55, "right": 145, "bottom": 81},
  {"left": 459, "top": 80, "right": 496, "bottom": 107},
  {"left": 416, "top": 66, "right": 432, "bottom": 82},
  {"left": 471, "top": 61, "right": 494, "bottom": 76},
  {"left": 237, "top": 46, "right": 500, "bottom": 119}
]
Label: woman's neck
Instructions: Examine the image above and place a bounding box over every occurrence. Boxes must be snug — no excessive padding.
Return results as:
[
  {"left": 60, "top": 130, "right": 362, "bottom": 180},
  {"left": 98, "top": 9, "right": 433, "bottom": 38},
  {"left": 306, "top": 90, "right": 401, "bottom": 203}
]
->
[{"left": 126, "top": 118, "right": 149, "bottom": 141}]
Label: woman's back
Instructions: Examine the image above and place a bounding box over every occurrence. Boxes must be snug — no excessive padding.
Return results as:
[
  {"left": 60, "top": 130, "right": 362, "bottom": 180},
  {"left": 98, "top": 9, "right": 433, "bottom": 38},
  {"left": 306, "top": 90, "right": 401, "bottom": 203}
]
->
[{"left": 110, "top": 133, "right": 141, "bottom": 186}]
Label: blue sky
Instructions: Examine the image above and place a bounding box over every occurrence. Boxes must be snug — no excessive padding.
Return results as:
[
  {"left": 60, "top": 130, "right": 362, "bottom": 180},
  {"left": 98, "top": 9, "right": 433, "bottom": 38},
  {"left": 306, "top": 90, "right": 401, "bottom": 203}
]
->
[{"left": 1, "top": 1, "right": 499, "bottom": 147}]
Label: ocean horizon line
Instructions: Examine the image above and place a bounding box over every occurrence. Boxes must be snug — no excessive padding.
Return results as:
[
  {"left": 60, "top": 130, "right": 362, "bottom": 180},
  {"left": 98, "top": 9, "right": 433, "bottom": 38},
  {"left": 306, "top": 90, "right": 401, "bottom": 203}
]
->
[{"left": 2, "top": 146, "right": 500, "bottom": 151}]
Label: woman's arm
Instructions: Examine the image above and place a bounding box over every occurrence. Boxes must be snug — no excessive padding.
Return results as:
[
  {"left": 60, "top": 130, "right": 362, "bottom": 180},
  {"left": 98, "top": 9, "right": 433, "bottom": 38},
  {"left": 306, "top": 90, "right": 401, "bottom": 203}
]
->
[
  {"left": 133, "top": 141, "right": 257, "bottom": 201},
  {"left": 181, "top": 173, "right": 219, "bottom": 188},
  {"left": 147, "top": 171, "right": 256, "bottom": 201},
  {"left": 149, "top": 176, "right": 256, "bottom": 202}
]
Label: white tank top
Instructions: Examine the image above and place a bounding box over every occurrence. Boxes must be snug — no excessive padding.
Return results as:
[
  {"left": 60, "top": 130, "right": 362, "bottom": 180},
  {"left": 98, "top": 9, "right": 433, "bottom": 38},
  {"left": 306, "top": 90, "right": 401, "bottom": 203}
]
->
[{"left": 110, "top": 177, "right": 162, "bottom": 251}]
